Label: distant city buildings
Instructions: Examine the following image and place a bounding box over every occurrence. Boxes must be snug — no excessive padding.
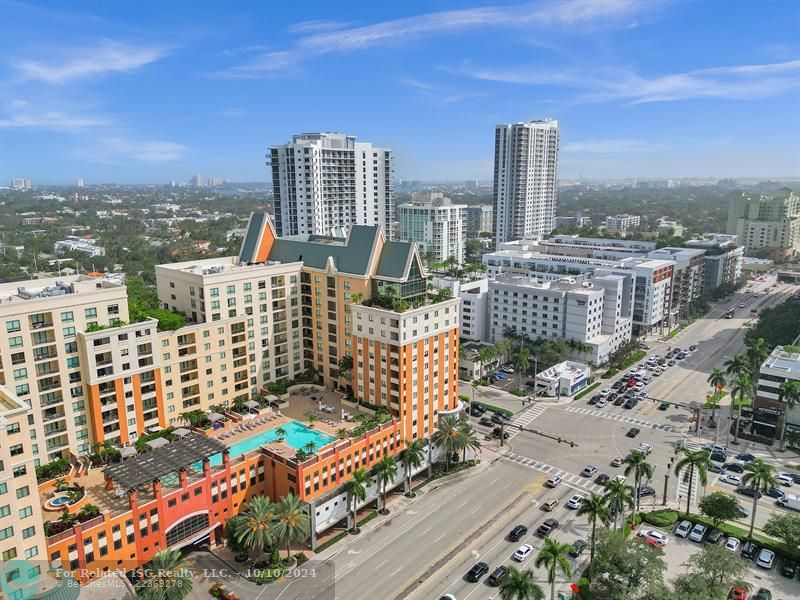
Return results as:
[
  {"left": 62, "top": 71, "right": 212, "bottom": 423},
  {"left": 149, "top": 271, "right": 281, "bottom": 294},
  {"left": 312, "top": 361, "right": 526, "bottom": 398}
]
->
[
  {"left": 207, "top": 177, "right": 225, "bottom": 187},
  {"left": 268, "top": 132, "right": 394, "bottom": 238},
  {"left": 656, "top": 218, "right": 684, "bottom": 237},
  {"left": 398, "top": 191, "right": 466, "bottom": 263},
  {"left": 11, "top": 178, "right": 31, "bottom": 190},
  {"left": 603, "top": 214, "right": 641, "bottom": 235},
  {"left": 466, "top": 205, "right": 493, "bottom": 238},
  {"left": 54, "top": 236, "right": 106, "bottom": 257},
  {"left": 554, "top": 213, "right": 592, "bottom": 231},
  {"left": 493, "top": 120, "right": 559, "bottom": 245},
  {"left": 191, "top": 174, "right": 204, "bottom": 187},
  {"left": 727, "top": 188, "right": 800, "bottom": 259},
  {"left": 76, "top": 177, "right": 85, "bottom": 188}
]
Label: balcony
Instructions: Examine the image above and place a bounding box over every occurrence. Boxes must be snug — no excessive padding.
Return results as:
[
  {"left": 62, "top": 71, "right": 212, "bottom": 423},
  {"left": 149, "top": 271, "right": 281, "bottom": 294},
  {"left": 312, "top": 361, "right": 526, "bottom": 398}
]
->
[
  {"left": 31, "top": 331, "right": 56, "bottom": 346},
  {"left": 30, "top": 315, "right": 54, "bottom": 330},
  {"left": 178, "top": 346, "right": 196, "bottom": 357},
  {"left": 38, "top": 378, "right": 62, "bottom": 393},
  {"left": 42, "top": 409, "right": 65, "bottom": 423},
  {"left": 44, "top": 424, "right": 68, "bottom": 437}
]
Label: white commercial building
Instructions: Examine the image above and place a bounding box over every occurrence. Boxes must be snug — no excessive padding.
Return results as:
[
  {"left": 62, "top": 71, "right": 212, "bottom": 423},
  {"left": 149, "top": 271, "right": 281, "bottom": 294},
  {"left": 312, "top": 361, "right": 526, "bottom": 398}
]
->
[
  {"left": 488, "top": 273, "right": 633, "bottom": 365},
  {"left": 398, "top": 192, "right": 467, "bottom": 263},
  {"left": 493, "top": 120, "right": 559, "bottom": 245},
  {"left": 53, "top": 236, "right": 106, "bottom": 257},
  {"left": 538, "top": 235, "right": 657, "bottom": 260},
  {"left": 269, "top": 132, "right": 394, "bottom": 239},
  {"left": 431, "top": 276, "right": 488, "bottom": 341},
  {"left": 483, "top": 240, "right": 620, "bottom": 280},
  {"left": 604, "top": 214, "right": 641, "bottom": 234},
  {"left": 685, "top": 234, "right": 744, "bottom": 289},
  {"left": 536, "top": 360, "right": 591, "bottom": 397}
]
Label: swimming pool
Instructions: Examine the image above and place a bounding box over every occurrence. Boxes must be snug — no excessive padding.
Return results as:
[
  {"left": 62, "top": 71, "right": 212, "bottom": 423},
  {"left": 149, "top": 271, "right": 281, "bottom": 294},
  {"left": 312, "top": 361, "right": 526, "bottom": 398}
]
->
[{"left": 206, "top": 420, "right": 336, "bottom": 467}]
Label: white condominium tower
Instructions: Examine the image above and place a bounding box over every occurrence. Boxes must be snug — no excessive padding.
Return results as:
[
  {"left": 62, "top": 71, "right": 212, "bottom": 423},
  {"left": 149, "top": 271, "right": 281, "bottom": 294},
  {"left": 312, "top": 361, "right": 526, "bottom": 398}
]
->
[
  {"left": 398, "top": 191, "right": 467, "bottom": 263},
  {"left": 493, "top": 120, "right": 559, "bottom": 245},
  {"left": 268, "top": 132, "right": 395, "bottom": 239}
]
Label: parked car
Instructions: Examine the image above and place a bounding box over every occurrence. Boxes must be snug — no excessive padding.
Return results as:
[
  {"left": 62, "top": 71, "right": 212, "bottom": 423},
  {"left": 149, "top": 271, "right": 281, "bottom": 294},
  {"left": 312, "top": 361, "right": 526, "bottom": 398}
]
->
[
  {"left": 614, "top": 395, "right": 626, "bottom": 406},
  {"left": 637, "top": 486, "right": 655, "bottom": 498},
  {"left": 545, "top": 476, "right": 562, "bottom": 488},
  {"left": 721, "top": 474, "right": 743, "bottom": 486},
  {"left": 737, "top": 486, "right": 763, "bottom": 499},
  {"left": 466, "top": 561, "right": 489, "bottom": 582},
  {"left": 637, "top": 529, "right": 669, "bottom": 546},
  {"left": 566, "top": 494, "right": 584, "bottom": 509},
  {"left": 710, "top": 452, "right": 727, "bottom": 463},
  {"left": 589, "top": 394, "right": 601, "bottom": 405},
  {"left": 776, "top": 473, "right": 795, "bottom": 487},
  {"left": 780, "top": 561, "right": 797, "bottom": 578},
  {"left": 783, "top": 472, "right": 800, "bottom": 484},
  {"left": 765, "top": 487, "right": 785, "bottom": 499},
  {"left": 513, "top": 544, "right": 534, "bottom": 561},
  {"left": 689, "top": 523, "right": 707, "bottom": 542},
  {"left": 487, "top": 565, "right": 509, "bottom": 586},
  {"left": 611, "top": 457, "right": 624, "bottom": 467},
  {"left": 626, "top": 427, "right": 641, "bottom": 438},
  {"left": 675, "top": 520, "right": 692, "bottom": 538},
  {"left": 741, "top": 540, "right": 759, "bottom": 559},
  {"left": 752, "top": 589, "right": 772, "bottom": 600},
  {"left": 479, "top": 416, "right": 494, "bottom": 427},
  {"left": 581, "top": 465, "right": 598, "bottom": 477},
  {"left": 724, "top": 537, "right": 740, "bottom": 552},
  {"left": 542, "top": 498, "right": 560, "bottom": 511},
  {"left": 725, "top": 462, "right": 744, "bottom": 473},
  {"left": 508, "top": 524, "right": 528, "bottom": 542},
  {"left": 706, "top": 529, "right": 724, "bottom": 545},
  {"left": 709, "top": 464, "right": 726, "bottom": 474},
  {"left": 596, "top": 474, "right": 610, "bottom": 485},
  {"left": 614, "top": 474, "right": 626, "bottom": 484},
  {"left": 599, "top": 388, "right": 610, "bottom": 397},
  {"left": 728, "top": 586, "right": 748, "bottom": 600},
  {"left": 756, "top": 548, "right": 775, "bottom": 569},
  {"left": 658, "top": 401, "right": 669, "bottom": 410},
  {"left": 735, "top": 453, "right": 756, "bottom": 462},
  {"left": 636, "top": 443, "right": 653, "bottom": 455},
  {"left": 596, "top": 398, "right": 608, "bottom": 408},
  {"left": 569, "top": 539, "right": 587, "bottom": 557},
  {"left": 536, "top": 518, "right": 559, "bottom": 537}
]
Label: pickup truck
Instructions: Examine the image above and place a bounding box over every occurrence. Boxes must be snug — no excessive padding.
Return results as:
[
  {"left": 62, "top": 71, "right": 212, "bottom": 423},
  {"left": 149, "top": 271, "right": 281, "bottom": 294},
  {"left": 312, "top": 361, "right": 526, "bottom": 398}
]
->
[{"left": 537, "top": 518, "right": 559, "bottom": 537}]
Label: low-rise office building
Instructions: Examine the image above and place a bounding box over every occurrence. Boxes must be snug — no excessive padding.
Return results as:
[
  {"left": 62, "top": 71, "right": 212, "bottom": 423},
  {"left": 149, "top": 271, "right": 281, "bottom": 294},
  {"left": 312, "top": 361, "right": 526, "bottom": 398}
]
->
[
  {"left": 603, "top": 214, "right": 641, "bottom": 235},
  {"left": 647, "top": 247, "right": 705, "bottom": 322},
  {"left": 535, "top": 360, "right": 591, "bottom": 397},
  {"left": 685, "top": 234, "right": 744, "bottom": 289},
  {"left": 754, "top": 344, "right": 800, "bottom": 442}
]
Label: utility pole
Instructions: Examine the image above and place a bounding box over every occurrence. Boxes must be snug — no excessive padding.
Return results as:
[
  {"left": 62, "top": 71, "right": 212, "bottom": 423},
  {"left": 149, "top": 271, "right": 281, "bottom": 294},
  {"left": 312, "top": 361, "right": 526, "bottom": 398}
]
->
[{"left": 500, "top": 421, "right": 505, "bottom": 447}]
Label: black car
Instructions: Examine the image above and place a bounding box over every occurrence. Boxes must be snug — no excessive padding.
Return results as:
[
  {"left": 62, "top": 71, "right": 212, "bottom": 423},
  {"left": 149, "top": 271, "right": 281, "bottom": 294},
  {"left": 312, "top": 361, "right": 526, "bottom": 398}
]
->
[
  {"left": 607, "top": 392, "right": 619, "bottom": 402},
  {"left": 469, "top": 404, "right": 486, "bottom": 417},
  {"left": 780, "top": 561, "right": 797, "bottom": 578},
  {"left": 466, "top": 561, "right": 489, "bottom": 582},
  {"left": 658, "top": 401, "right": 669, "bottom": 410},
  {"left": 508, "top": 524, "right": 528, "bottom": 542},
  {"left": 724, "top": 462, "right": 744, "bottom": 473},
  {"left": 736, "top": 486, "right": 763, "bottom": 499},
  {"left": 537, "top": 518, "right": 559, "bottom": 537},
  {"left": 596, "top": 474, "right": 610, "bottom": 485},
  {"left": 785, "top": 472, "right": 800, "bottom": 485},
  {"left": 492, "top": 427, "right": 510, "bottom": 439},
  {"left": 623, "top": 398, "right": 638, "bottom": 409},
  {"left": 488, "top": 565, "right": 509, "bottom": 586},
  {"left": 491, "top": 414, "right": 507, "bottom": 425},
  {"left": 637, "top": 486, "right": 655, "bottom": 498},
  {"left": 765, "top": 487, "right": 785, "bottom": 499},
  {"left": 589, "top": 394, "right": 601, "bottom": 405},
  {"left": 710, "top": 452, "right": 727, "bottom": 463},
  {"left": 626, "top": 427, "right": 641, "bottom": 438},
  {"left": 735, "top": 453, "right": 756, "bottom": 463},
  {"left": 479, "top": 416, "right": 494, "bottom": 427},
  {"left": 569, "top": 539, "right": 587, "bottom": 557},
  {"left": 706, "top": 529, "right": 724, "bottom": 545},
  {"left": 611, "top": 381, "right": 625, "bottom": 389},
  {"left": 741, "top": 541, "right": 759, "bottom": 560},
  {"left": 614, "top": 396, "right": 626, "bottom": 406}
]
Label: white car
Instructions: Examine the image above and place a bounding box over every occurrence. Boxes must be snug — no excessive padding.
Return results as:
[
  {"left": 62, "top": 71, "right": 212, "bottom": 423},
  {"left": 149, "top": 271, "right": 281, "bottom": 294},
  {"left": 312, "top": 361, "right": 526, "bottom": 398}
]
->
[
  {"left": 689, "top": 523, "right": 707, "bottom": 542},
  {"left": 637, "top": 529, "right": 669, "bottom": 546},
  {"left": 721, "top": 474, "right": 742, "bottom": 486},
  {"left": 755, "top": 548, "right": 775, "bottom": 569},
  {"left": 513, "top": 543, "right": 533, "bottom": 561},
  {"left": 596, "top": 398, "right": 608, "bottom": 408},
  {"left": 614, "top": 474, "right": 626, "bottom": 484},
  {"left": 634, "top": 382, "right": 645, "bottom": 391},
  {"left": 675, "top": 520, "right": 692, "bottom": 538},
  {"left": 777, "top": 473, "right": 794, "bottom": 487},
  {"left": 724, "top": 537, "right": 740, "bottom": 552},
  {"left": 566, "top": 494, "right": 584, "bottom": 509},
  {"left": 599, "top": 388, "right": 610, "bottom": 397},
  {"left": 545, "top": 476, "right": 562, "bottom": 488},
  {"left": 636, "top": 443, "right": 653, "bottom": 455}
]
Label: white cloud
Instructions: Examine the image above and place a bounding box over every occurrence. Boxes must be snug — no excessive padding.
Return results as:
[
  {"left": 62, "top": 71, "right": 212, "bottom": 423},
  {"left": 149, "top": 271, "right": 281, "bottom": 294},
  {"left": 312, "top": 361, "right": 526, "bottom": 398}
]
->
[
  {"left": 11, "top": 40, "right": 170, "bottom": 83},
  {"left": 286, "top": 19, "right": 353, "bottom": 34},
  {"left": 452, "top": 59, "right": 800, "bottom": 104},
  {"left": 215, "top": 0, "right": 643, "bottom": 78},
  {"left": 400, "top": 78, "right": 489, "bottom": 106},
  {"left": 0, "top": 100, "right": 107, "bottom": 131},
  {"left": 72, "top": 137, "right": 186, "bottom": 164}
]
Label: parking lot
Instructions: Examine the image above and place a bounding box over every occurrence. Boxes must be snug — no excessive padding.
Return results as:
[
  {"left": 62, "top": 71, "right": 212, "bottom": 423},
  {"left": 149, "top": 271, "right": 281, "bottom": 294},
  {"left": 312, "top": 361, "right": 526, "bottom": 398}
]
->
[{"left": 643, "top": 524, "right": 799, "bottom": 599}]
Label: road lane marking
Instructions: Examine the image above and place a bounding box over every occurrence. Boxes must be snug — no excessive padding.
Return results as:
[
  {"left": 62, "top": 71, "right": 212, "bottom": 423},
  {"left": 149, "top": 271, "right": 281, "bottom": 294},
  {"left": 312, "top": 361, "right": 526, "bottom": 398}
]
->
[
  {"left": 390, "top": 566, "right": 403, "bottom": 577},
  {"left": 434, "top": 532, "right": 446, "bottom": 543},
  {"left": 470, "top": 504, "right": 482, "bottom": 514}
]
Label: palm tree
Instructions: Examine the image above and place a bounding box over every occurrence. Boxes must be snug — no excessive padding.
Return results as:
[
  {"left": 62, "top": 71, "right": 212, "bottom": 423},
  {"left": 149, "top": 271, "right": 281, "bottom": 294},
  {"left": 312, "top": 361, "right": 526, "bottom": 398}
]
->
[
  {"left": 576, "top": 493, "right": 611, "bottom": 579},
  {"left": 514, "top": 346, "right": 531, "bottom": 388},
  {"left": 303, "top": 441, "right": 317, "bottom": 455},
  {"left": 399, "top": 439, "right": 425, "bottom": 497},
  {"left": 305, "top": 412, "right": 318, "bottom": 428},
  {"left": 707, "top": 368, "right": 726, "bottom": 421},
  {"left": 534, "top": 538, "right": 573, "bottom": 600},
  {"left": 374, "top": 456, "right": 398, "bottom": 514},
  {"left": 274, "top": 426, "right": 287, "bottom": 440},
  {"left": 602, "top": 479, "right": 634, "bottom": 530},
  {"left": 135, "top": 549, "right": 193, "bottom": 600},
  {"left": 461, "top": 425, "right": 481, "bottom": 462},
  {"left": 232, "top": 496, "right": 276, "bottom": 564},
  {"left": 273, "top": 493, "right": 309, "bottom": 566},
  {"left": 674, "top": 448, "right": 712, "bottom": 515},
  {"left": 54, "top": 478, "right": 71, "bottom": 493},
  {"left": 181, "top": 409, "right": 207, "bottom": 428},
  {"left": 343, "top": 467, "right": 371, "bottom": 533},
  {"left": 725, "top": 353, "right": 750, "bottom": 444},
  {"left": 431, "top": 414, "right": 466, "bottom": 472},
  {"left": 623, "top": 451, "right": 654, "bottom": 526},
  {"left": 741, "top": 459, "right": 777, "bottom": 537},
  {"left": 477, "top": 346, "right": 496, "bottom": 379},
  {"left": 499, "top": 566, "right": 545, "bottom": 600},
  {"left": 778, "top": 380, "right": 800, "bottom": 449},
  {"left": 470, "top": 379, "right": 480, "bottom": 412}
]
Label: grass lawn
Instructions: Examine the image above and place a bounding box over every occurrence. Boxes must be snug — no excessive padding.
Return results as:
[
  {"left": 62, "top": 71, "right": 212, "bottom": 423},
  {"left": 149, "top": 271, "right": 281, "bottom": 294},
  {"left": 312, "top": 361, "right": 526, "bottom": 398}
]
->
[
  {"left": 574, "top": 382, "right": 601, "bottom": 400},
  {"left": 731, "top": 395, "right": 753, "bottom": 408},
  {"left": 703, "top": 390, "right": 729, "bottom": 408}
]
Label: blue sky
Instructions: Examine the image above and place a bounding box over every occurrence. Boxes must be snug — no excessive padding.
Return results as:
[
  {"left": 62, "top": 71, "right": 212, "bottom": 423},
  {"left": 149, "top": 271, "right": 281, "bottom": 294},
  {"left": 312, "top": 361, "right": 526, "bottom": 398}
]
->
[{"left": 1, "top": 0, "right": 799, "bottom": 184}]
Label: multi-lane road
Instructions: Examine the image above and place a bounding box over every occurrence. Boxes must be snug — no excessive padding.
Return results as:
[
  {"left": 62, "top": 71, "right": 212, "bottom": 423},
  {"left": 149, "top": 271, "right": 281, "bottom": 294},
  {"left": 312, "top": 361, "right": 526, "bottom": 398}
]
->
[{"left": 314, "top": 275, "right": 800, "bottom": 600}]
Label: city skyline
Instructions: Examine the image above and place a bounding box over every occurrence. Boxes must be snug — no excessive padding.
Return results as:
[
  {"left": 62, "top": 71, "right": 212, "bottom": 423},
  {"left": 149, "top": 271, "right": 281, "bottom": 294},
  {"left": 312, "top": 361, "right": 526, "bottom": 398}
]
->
[{"left": 1, "top": 0, "right": 799, "bottom": 184}]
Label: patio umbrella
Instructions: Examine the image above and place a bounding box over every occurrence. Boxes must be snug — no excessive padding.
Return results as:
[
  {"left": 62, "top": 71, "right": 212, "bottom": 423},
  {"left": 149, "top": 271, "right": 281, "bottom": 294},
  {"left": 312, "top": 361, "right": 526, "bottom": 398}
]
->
[
  {"left": 208, "top": 412, "right": 225, "bottom": 422},
  {"left": 265, "top": 394, "right": 279, "bottom": 405},
  {"left": 146, "top": 437, "right": 169, "bottom": 450},
  {"left": 244, "top": 400, "right": 260, "bottom": 410},
  {"left": 119, "top": 446, "right": 137, "bottom": 459},
  {"left": 172, "top": 427, "right": 191, "bottom": 438}
]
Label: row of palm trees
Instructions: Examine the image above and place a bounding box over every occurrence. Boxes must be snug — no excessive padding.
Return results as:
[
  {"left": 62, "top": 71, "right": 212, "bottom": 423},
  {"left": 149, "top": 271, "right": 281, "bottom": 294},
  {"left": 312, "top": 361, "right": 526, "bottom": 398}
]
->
[
  {"left": 430, "top": 414, "right": 481, "bottom": 471},
  {"left": 494, "top": 537, "right": 575, "bottom": 600}
]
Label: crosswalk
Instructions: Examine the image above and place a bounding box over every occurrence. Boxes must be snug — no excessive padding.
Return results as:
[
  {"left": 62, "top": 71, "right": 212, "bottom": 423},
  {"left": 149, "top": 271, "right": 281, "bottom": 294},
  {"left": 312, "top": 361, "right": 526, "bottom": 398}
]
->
[
  {"left": 504, "top": 452, "right": 608, "bottom": 495},
  {"left": 508, "top": 404, "right": 549, "bottom": 440},
  {"left": 562, "top": 406, "right": 675, "bottom": 432}
]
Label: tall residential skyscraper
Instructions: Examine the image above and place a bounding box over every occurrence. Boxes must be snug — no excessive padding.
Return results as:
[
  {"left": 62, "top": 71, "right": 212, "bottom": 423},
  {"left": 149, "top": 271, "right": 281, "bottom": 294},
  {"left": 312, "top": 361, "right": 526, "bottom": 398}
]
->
[
  {"left": 268, "top": 132, "right": 394, "bottom": 238},
  {"left": 493, "top": 120, "right": 559, "bottom": 245}
]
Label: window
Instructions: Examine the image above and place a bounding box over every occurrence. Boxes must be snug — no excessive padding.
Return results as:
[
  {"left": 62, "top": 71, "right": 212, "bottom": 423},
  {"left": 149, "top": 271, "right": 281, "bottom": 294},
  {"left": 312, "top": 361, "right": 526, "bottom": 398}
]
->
[
  {"left": 61, "top": 311, "right": 74, "bottom": 323},
  {"left": 0, "top": 505, "right": 10, "bottom": 518},
  {"left": 19, "top": 506, "right": 33, "bottom": 519},
  {"left": 9, "top": 336, "right": 23, "bottom": 349},
  {"left": 6, "top": 422, "right": 20, "bottom": 435},
  {"left": 6, "top": 320, "right": 21, "bottom": 333},
  {"left": 63, "top": 326, "right": 76, "bottom": 338},
  {"left": 66, "top": 357, "right": 80, "bottom": 369},
  {"left": 12, "top": 368, "right": 26, "bottom": 381},
  {"left": 84, "top": 308, "right": 97, "bottom": 319},
  {"left": 22, "top": 526, "right": 36, "bottom": 539},
  {"left": 0, "top": 526, "right": 13, "bottom": 540}
]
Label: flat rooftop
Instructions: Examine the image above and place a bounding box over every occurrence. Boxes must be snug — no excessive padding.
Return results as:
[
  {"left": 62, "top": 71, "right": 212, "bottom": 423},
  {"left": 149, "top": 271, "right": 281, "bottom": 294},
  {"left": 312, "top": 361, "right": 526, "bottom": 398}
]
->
[
  {"left": 762, "top": 346, "right": 800, "bottom": 376},
  {"left": 156, "top": 255, "right": 292, "bottom": 276},
  {"left": 0, "top": 385, "right": 28, "bottom": 414},
  {"left": 0, "top": 274, "right": 123, "bottom": 304}
]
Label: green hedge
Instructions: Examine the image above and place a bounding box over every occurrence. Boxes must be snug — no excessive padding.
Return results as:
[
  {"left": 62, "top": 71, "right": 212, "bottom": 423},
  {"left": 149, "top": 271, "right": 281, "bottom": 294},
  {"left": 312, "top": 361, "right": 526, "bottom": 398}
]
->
[
  {"left": 509, "top": 388, "right": 526, "bottom": 397},
  {"left": 601, "top": 368, "right": 619, "bottom": 379},
  {"left": 574, "top": 382, "right": 601, "bottom": 400},
  {"left": 642, "top": 509, "right": 679, "bottom": 528},
  {"left": 616, "top": 349, "right": 647, "bottom": 371},
  {"left": 472, "top": 401, "right": 513, "bottom": 417},
  {"left": 358, "top": 511, "right": 379, "bottom": 527}
]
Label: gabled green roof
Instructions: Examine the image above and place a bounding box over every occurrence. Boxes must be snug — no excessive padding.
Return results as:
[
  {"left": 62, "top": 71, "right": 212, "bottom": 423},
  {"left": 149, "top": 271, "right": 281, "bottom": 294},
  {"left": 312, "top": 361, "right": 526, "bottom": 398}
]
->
[
  {"left": 376, "top": 241, "right": 416, "bottom": 279},
  {"left": 269, "top": 225, "right": 380, "bottom": 275}
]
